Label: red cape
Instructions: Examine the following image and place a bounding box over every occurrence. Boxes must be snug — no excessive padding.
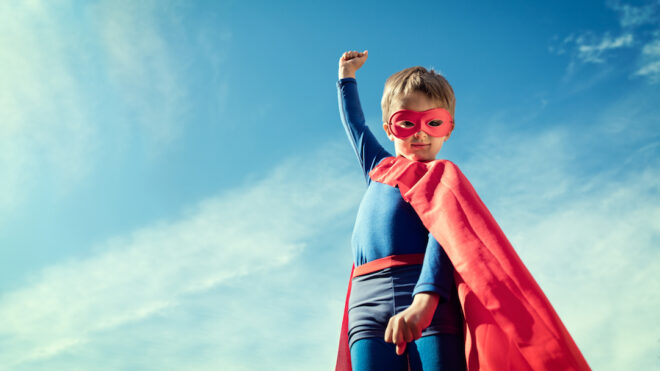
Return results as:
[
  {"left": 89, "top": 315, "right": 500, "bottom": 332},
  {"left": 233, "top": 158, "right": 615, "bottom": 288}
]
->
[{"left": 336, "top": 156, "right": 590, "bottom": 371}]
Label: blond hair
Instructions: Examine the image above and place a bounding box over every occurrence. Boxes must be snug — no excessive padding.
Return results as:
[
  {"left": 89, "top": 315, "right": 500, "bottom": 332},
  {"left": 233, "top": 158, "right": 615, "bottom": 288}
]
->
[{"left": 380, "top": 66, "right": 456, "bottom": 123}]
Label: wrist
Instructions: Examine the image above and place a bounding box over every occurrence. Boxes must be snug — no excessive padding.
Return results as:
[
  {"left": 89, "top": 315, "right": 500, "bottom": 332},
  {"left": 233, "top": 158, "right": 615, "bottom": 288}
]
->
[
  {"left": 412, "top": 292, "right": 440, "bottom": 308},
  {"left": 339, "top": 67, "right": 356, "bottom": 79}
]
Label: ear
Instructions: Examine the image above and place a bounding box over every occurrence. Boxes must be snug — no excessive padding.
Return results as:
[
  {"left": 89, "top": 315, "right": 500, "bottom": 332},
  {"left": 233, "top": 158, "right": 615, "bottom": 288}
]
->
[{"left": 383, "top": 122, "right": 395, "bottom": 141}]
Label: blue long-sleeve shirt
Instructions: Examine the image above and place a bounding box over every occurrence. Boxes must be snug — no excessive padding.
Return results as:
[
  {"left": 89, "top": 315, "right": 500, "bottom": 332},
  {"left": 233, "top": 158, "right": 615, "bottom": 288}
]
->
[{"left": 337, "top": 77, "right": 455, "bottom": 301}]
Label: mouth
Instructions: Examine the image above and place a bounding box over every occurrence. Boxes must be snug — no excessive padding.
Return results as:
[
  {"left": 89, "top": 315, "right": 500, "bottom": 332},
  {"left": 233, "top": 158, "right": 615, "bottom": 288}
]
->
[{"left": 411, "top": 143, "right": 429, "bottom": 148}]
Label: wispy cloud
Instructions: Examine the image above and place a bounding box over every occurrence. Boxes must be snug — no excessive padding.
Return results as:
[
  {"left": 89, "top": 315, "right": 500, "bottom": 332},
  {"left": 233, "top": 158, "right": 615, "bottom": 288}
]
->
[
  {"left": 633, "top": 35, "right": 660, "bottom": 83},
  {"left": 0, "top": 1, "right": 97, "bottom": 214},
  {"left": 549, "top": 31, "right": 634, "bottom": 62},
  {"left": 94, "top": 0, "right": 202, "bottom": 149},
  {"left": 575, "top": 32, "right": 634, "bottom": 63},
  {"left": 549, "top": 0, "right": 660, "bottom": 85},
  {"left": 0, "top": 0, "right": 230, "bottom": 221},
  {"left": 0, "top": 142, "right": 363, "bottom": 369},
  {"left": 607, "top": 0, "right": 660, "bottom": 28},
  {"left": 608, "top": 0, "right": 660, "bottom": 83}
]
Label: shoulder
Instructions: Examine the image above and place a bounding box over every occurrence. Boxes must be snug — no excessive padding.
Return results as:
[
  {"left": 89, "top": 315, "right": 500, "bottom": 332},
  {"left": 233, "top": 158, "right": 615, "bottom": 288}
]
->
[
  {"left": 433, "top": 159, "right": 461, "bottom": 172},
  {"left": 437, "top": 159, "right": 457, "bottom": 167},
  {"left": 430, "top": 159, "right": 469, "bottom": 187}
]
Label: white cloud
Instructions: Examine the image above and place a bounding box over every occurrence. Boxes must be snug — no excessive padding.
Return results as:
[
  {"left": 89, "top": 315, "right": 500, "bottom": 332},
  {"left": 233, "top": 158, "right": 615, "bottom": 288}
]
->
[
  {"left": 0, "top": 0, "right": 231, "bottom": 221},
  {"left": 93, "top": 0, "right": 195, "bottom": 149},
  {"left": 508, "top": 161, "right": 660, "bottom": 370},
  {"left": 550, "top": 1, "right": 660, "bottom": 85},
  {"left": 0, "top": 142, "right": 364, "bottom": 369},
  {"left": 550, "top": 31, "right": 634, "bottom": 65},
  {"left": 0, "top": 1, "right": 98, "bottom": 214},
  {"left": 575, "top": 32, "right": 634, "bottom": 63},
  {"left": 607, "top": 0, "right": 660, "bottom": 28},
  {"left": 633, "top": 38, "right": 660, "bottom": 83}
]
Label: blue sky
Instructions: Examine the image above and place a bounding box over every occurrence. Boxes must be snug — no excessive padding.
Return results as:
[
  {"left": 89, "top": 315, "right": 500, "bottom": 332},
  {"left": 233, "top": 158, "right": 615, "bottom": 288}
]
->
[{"left": 0, "top": 0, "right": 658, "bottom": 369}]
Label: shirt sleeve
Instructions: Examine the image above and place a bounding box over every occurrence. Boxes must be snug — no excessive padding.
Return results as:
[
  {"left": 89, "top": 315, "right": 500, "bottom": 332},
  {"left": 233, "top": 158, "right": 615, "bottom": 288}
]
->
[
  {"left": 337, "top": 77, "right": 391, "bottom": 185},
  {"left": 412, "top": 231, "right": 455, "bottom": 303}
]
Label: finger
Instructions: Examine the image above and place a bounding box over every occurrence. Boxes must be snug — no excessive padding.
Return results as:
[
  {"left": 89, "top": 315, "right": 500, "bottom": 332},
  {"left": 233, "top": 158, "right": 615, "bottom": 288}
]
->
[
  {"left": 393, "top": 317, "right": 406, "bottom": 345},
  {"left": 403, "top": 323, "right": 414, "bottom": 344},
  {"left": 404, "top": 321, "right": 419, "bottom": 343},
  {"left": 391, "top": 317, "right": 400, "bottom": 345},
  {"left": 384, "top": 318, "right": 394, "bottom": 343},
  {"left": 396, "top": 341, "right": 407, "bottom": 356}
]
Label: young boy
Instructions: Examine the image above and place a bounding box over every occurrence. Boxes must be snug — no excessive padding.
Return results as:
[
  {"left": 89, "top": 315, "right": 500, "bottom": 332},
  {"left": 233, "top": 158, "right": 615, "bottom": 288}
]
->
[
  {"left": 336, "top": 50, "right": 466, "bottom": 371},
  {"left": 335, "top": 50, "right": 590, "bottom": 371}
]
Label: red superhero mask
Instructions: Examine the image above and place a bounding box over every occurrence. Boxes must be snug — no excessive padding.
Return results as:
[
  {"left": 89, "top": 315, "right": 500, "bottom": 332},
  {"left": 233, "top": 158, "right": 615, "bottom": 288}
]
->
[{"left": 388, "top": 108, "right": 454, "bottom": 139}]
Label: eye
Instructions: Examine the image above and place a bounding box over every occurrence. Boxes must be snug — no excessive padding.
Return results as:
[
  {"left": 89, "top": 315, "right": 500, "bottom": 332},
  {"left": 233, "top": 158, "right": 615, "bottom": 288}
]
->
[
  {"left": 428, "top": 120, "right": 443, "bottom": 127},
  {"left": 395, "top": 121, "right": 415, "bottom": 128}
]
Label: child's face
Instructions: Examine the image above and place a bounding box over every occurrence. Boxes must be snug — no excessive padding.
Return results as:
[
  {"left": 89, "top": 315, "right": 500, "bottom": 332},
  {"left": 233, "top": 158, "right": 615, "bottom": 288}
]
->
[{"left": 382, "top": 91, "right": 452, "bottom": 162}]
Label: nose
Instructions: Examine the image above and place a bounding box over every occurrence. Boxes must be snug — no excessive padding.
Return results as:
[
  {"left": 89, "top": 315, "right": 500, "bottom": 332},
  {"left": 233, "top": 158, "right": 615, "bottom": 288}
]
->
[{"left": 413, "top": 130, "right": 428, "bottom": 139}]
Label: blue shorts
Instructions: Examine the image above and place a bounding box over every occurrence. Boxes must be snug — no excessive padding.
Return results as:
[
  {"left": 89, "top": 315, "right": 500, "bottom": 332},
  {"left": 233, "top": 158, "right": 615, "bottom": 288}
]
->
[{"left": 347, "top": 264, "right": 464, "bottom": 350}]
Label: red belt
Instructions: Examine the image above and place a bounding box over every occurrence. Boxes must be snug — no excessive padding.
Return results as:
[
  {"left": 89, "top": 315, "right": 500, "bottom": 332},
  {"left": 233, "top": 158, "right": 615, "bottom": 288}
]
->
[{"left": 353, "top": 253, "right": 425, "bottom": 278}]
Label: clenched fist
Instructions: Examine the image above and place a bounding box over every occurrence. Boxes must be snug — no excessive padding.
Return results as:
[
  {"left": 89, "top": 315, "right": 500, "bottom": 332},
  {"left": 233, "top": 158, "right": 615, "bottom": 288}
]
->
[
  {"left": 338, "top": 50, "right": 368, "bottom": 79},
  {"left": 384, "top": 292, "right": 440, "bottom": 356}
]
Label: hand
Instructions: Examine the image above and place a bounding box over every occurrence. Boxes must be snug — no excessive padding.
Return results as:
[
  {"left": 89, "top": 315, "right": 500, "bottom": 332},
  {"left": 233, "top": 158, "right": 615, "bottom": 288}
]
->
[
  {"left": 384, "top": 292, "right": 440, "bottom": 356},
  {"left": 338, "top": 50, "right": 368, "bottom": 79}
]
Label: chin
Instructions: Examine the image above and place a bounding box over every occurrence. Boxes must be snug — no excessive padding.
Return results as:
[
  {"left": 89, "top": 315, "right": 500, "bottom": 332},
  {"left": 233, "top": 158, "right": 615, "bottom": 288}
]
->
[{"left": 406, "top": 154, "right": 434, "bottom": 162}]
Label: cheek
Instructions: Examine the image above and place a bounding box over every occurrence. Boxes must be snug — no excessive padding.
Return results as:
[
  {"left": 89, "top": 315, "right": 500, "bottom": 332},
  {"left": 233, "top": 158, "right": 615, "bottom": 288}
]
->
[
  {"left": 396, "top": 139, "right": 411, "bottom": 148},
  {"left": 393, "top": 140, "right": 409, "bottom": 152},
  {"left": 430, "top": 139, "right": 445, "bottom": 149}
]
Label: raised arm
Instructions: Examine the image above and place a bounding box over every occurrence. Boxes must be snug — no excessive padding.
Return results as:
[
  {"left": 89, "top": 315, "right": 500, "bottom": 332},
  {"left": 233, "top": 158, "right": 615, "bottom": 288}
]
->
[{"left": 337, "top": 50, "right": 391, "bottom": 184}]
